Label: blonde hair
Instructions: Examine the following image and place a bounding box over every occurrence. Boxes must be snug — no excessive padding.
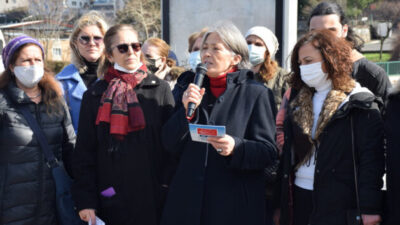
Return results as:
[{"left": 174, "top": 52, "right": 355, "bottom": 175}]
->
[
  {"left": 144, "top": 37, "right": 176, "bottom": 67},
  {"left": 69, "top": 11, "right": 108, "bottom": 73},
  {"left": 188, "top": 27, "right": 208, "bottom": 52}
]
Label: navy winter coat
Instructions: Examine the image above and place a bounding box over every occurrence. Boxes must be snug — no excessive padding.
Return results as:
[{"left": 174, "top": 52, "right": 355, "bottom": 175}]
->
[{"left": 161, "top": 69, "right": 277, "bottom": 225}]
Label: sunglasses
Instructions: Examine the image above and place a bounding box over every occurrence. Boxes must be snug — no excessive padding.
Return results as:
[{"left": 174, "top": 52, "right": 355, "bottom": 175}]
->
[
  {"left": 78, "top": 35, "right": 103, "bottom": 45},
  {"left": 113, "top": 42, "right": 142, "bottom": 54}
]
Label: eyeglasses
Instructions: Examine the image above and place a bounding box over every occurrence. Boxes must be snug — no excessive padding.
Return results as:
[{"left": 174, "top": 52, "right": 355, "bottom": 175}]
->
[
  {"left": 113, "top": 42, "right": 142, "bottom": 54},
  {"left": 78, "top": 35, "right": 103, "bottom": 45}
]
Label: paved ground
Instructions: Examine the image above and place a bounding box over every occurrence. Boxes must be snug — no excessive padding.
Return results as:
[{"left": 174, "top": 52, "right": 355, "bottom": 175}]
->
[{"left": 362, "top": 35, "right": 398, "bottom": 52}]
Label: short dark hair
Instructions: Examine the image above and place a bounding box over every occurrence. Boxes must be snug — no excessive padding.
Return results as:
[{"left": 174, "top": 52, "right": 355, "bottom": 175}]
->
[{"left": 308, "top": 2, "right": 364, "bottom": 51}]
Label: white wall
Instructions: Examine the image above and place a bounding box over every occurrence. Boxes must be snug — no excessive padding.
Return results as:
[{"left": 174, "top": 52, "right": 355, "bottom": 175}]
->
[
  {"left": 0, "top": 0, "right": 29, "bottom": 13},
  {"left": 168, "top": 0, "right": 276, "bottom": 67}
]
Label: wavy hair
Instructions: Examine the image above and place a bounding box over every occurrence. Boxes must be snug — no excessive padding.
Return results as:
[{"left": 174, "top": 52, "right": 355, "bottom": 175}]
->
[
  {"left": 259, "top": 49, "right": 278, "bottom": 83},
  {"left": 290, "top": 30, "right": 355, "bottom": 92},
  {"left": 70, "top": 11, "right": 108, "bottom": 73}
]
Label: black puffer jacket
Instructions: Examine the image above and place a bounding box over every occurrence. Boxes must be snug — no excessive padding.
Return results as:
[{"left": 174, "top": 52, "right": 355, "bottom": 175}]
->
[{"left": 0, "top": 82, "right": 76, "bottom": 225}]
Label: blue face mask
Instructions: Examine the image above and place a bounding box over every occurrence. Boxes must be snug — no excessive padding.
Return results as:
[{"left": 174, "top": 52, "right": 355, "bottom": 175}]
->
[
  {"left": 188, "top": 50, "right": 201, "bottom": 71},
  {"left": 248, "top": 44, "right": 266, "bottom": 66}
]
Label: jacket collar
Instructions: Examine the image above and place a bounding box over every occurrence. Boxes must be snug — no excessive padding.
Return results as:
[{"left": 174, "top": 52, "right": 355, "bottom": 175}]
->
[
  {"left": 57, "top": 64, "right": 88, "bottom": 100},
  {"left": 5, "top": 81, "right": 33, "bottom": 104},
  {"left": 226, "top": 69, "right": 253, "bottom": 85},
  {"left": 90, "top": 73, "right": 160, "bottom": 96},
  {"left": 56, "top": 64, "right": 81, "bottom": 81}
]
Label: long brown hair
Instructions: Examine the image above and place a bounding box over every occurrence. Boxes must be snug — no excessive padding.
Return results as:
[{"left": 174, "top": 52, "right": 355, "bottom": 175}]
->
[
  {"left": 0, "top": 43, "right": 63, "bottom": 114},
  {"left": 290, "top": 29, "right": 354, "bottom": 92},
  {"left": 259, "top": 49, "right": 278, "bottom": 83},
  {"left": 97, "top": 24, "right": 144, "bottom": 78}
]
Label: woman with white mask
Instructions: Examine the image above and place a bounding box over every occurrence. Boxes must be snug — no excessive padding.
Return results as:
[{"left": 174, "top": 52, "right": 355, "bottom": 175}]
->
[
  {"left": 0, "top": 35, "right": 76, "bottom": 225},
  {"left": 245, "top": 26, "right": 289, "bottom": 110},
  {"left": 275, "top": 30, "right": 384, "bottom": 225}
]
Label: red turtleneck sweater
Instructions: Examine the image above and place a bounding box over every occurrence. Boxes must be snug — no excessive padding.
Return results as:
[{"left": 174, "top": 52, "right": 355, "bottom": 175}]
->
[{"left": 209, "top": 67, "right": 237, "bottom": 98}]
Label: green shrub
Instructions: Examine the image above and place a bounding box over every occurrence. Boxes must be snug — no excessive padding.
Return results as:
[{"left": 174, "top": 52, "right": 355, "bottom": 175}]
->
[{"left": 46, "top": 61, "right": 69, "bottom": 74}]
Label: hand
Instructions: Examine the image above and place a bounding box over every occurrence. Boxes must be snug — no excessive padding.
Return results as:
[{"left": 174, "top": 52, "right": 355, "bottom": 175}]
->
[
  {"left": 79, "top": 209, "right": 96, "bottom": 224},
  {"left": 182, "top": 83, "right": 205, "bottom": 112},
  {"left": 273, "top": 209, "right": 280, "bottom": 225},
  {"left": 207, "top": 135, "right": 235, "bottom": 156},
  {"left": 361, "top": 214, "right": 381, "bottom": 225}
]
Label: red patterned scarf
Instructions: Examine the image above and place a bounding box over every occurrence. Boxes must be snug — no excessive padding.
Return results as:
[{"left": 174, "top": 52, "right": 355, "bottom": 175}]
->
[{"left": 96, "top": 64, "right": 147, "bottom": 140}]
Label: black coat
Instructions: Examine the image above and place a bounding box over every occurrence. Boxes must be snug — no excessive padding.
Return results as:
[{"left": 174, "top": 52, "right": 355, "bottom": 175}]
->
[
  {"left": 161, "top": 70, "right": 277, "bottom": 225},
  {"left": 384, "top": 86, "right": 400, "bottom": 225},
  {"left": 71, "top": 74, "right": 175, "bottom": 225},
  {"left": 0, "top": 82, "right": 76, "bottom": 225},
  {"left": 278, "top": 86, "right": 385, "bottom": 225},
  {"left": 352, "top": 57, "right": 391, "bottom": 103}
]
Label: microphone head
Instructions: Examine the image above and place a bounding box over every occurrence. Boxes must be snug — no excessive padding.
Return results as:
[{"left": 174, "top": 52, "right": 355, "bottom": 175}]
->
[{"left": 196, "top": 63, "right": 208, "bottom": 74}]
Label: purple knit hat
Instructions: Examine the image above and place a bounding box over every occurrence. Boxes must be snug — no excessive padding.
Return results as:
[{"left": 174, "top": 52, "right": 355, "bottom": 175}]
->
[{"left": 2, "top": 35, "right": 44, "bottom": 69}]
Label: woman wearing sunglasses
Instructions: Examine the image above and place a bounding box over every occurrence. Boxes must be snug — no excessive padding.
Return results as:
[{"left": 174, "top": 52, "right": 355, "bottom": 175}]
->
[
  {"left": 56, "top": 11, "right": 108, "bottom": 133},
  {"left": 71, "top": 24, "right": 175, "bottom": 225}
]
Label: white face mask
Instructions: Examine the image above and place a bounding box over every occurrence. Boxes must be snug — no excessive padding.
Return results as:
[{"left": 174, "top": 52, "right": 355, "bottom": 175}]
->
[
  {"left": 300, "top": 62, "right": 332, "bottom": 91},
  {"left": 13, "top": 65, "right": 44, "bottom": 88},
  {"left": 248, "top": 44, "right": 266, "bottom": 66},
  {"left": 188, "top": 50, "right": 201, "bottom": 71},
  {"left": 114, "top": 62, "right": 141, "bottom": 74}
]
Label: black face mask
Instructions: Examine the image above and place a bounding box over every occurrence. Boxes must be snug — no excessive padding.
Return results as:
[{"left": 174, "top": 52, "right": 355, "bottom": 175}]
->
[{"left": 146, "top": 58, "right": 159, "bottom": 73}]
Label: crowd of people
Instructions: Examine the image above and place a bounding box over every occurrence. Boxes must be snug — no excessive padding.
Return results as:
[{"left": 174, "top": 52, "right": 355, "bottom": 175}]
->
[{"left": 0, "top": 2, "right": 398, "bottom": 225}]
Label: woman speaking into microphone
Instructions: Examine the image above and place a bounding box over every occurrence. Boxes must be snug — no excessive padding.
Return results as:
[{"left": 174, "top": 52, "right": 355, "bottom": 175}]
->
[{"left": 160, "top": 21, "right": 278, "bottom": 225}]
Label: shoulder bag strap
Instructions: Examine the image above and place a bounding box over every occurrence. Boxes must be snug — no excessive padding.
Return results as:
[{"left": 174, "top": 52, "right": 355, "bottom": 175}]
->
[{"left": 17, "top": 104, "right": 59, "bottom": 168}]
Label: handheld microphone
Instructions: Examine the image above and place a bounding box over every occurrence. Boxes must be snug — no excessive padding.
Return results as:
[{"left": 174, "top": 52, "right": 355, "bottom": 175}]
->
[{"left": 187, "top": 63, "right": 208, "bottom": 118}]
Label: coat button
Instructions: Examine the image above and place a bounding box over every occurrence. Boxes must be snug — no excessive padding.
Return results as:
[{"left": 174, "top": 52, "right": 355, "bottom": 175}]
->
[
  {"left": 332, "top": 169, "right": 335, "bottom": 173},
  {"left": 316, "top": 169, "right": 320, "bottom": 173},
  {"left": 218, "top": 96, "right": 224, "bottom": 102},
  {"left": 284, "top": 174, "right": 288, "bottom": 178}
]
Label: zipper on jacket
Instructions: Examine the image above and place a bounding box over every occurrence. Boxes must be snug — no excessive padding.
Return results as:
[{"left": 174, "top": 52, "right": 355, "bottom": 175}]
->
[{"left": 33, "top": 104, "right": 44, "bottom": 223}]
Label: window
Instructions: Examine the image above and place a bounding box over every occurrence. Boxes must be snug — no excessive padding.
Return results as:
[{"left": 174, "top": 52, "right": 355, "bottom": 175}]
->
[
  {"left": 6, "top": 0, "right": 8, "bottom": 4},
  {"left": 71, "top": 1, "right": 76, "bottom": 6},
  {"left": 53, "top": 48, "right": 62, "bottom": 56}
]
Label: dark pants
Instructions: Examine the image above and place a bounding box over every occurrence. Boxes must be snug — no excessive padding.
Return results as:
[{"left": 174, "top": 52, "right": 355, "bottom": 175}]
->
[
  {"left": 265, "top": 199, "right": 273, "bottom": 225},
  {"left": 293, "top": 185, "right": 313, "bottom": 225}
]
